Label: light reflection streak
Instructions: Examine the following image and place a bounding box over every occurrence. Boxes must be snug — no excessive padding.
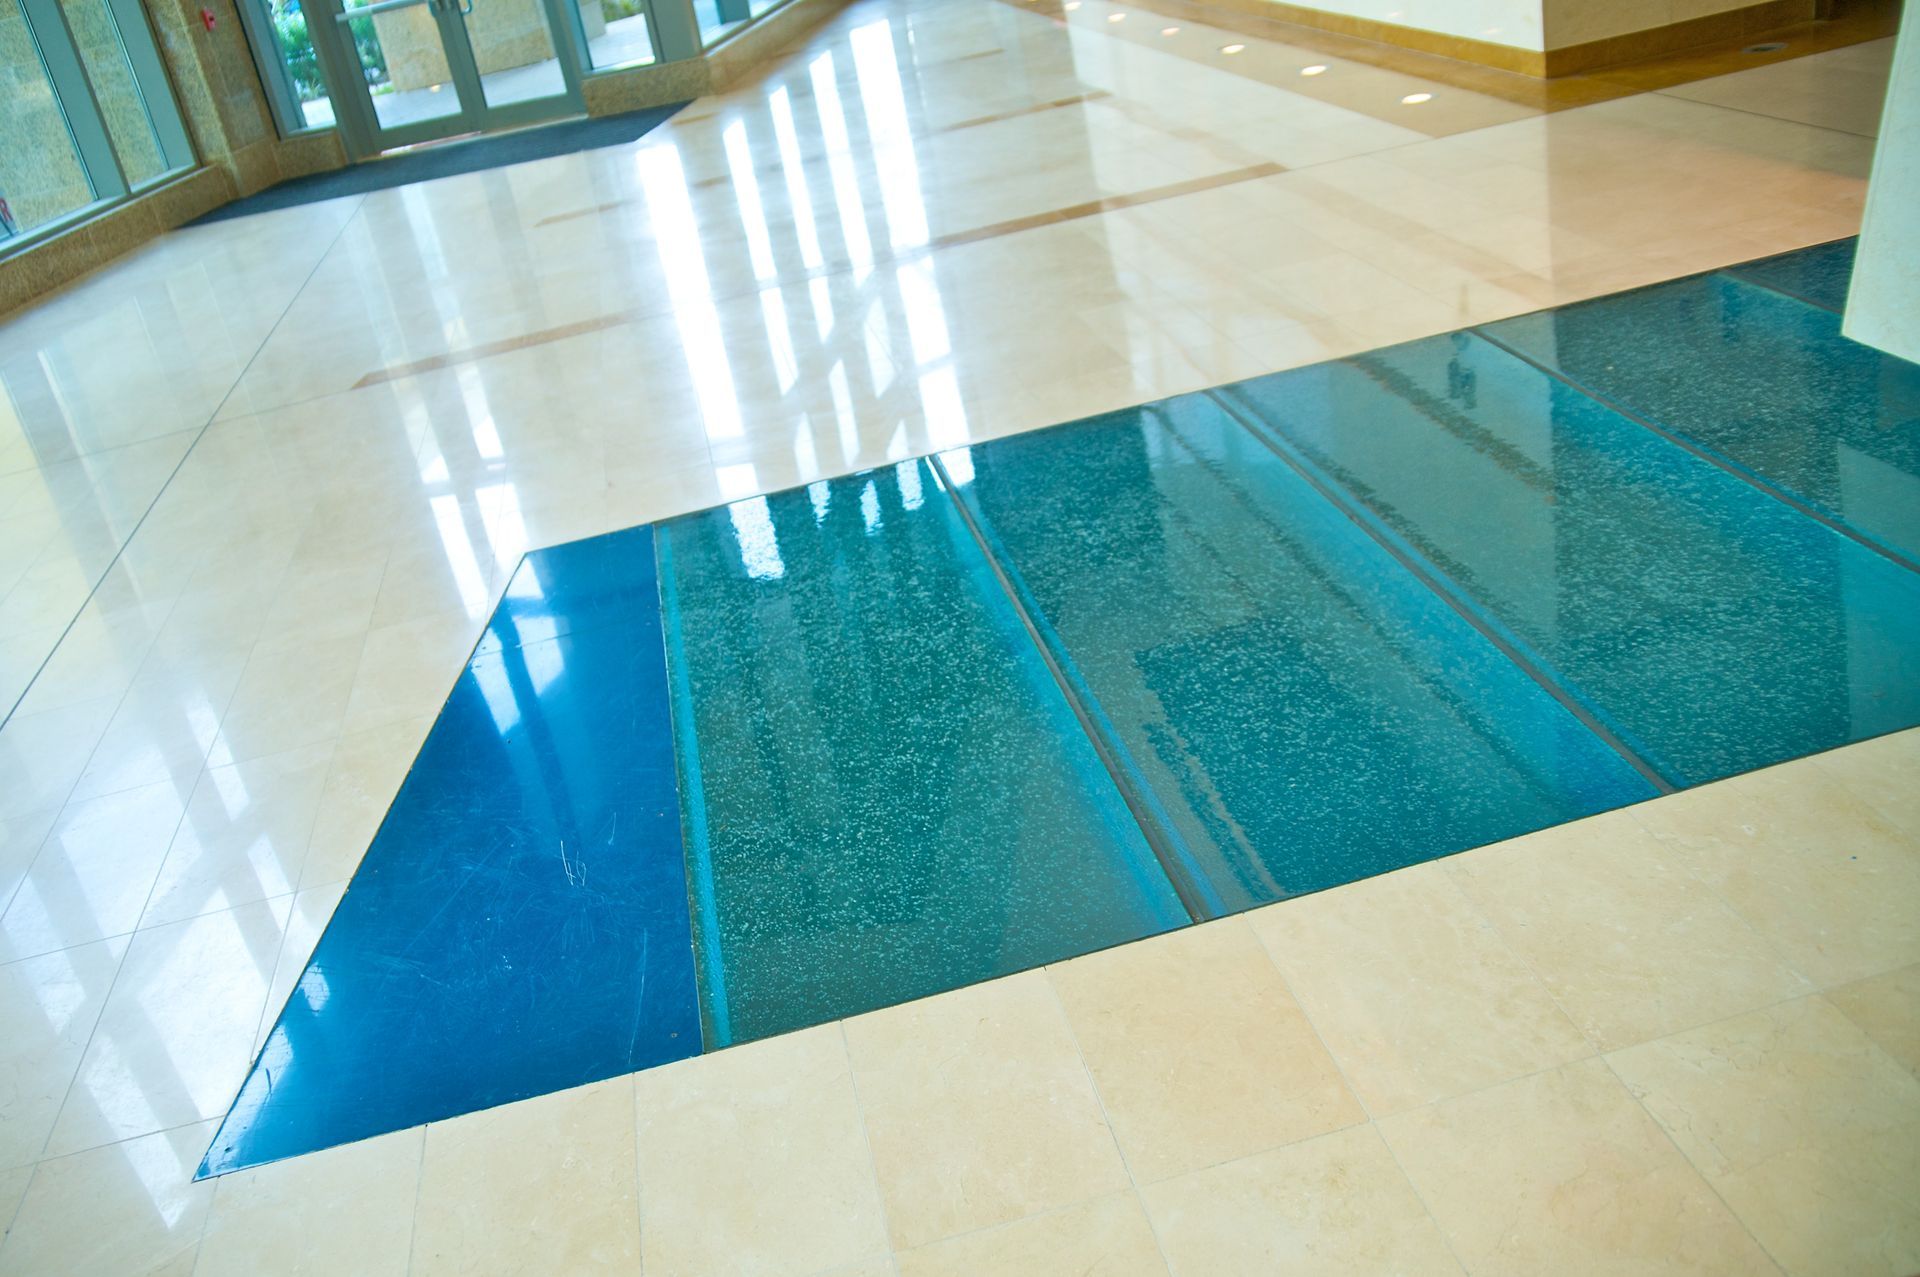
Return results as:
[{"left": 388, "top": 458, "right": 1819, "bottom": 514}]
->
[
  {"left": 728, "top": 496, "right": 786, "bottom": 581},
  {"left": 637, "top": 144, "right": 744, "bottom": 442},
  {"left": 850, "top": 21, "right": 930, "bottom": 250},
  {"left": 767, "top": 87, "right": 824, "bottom": 272},
  {"left": 807, "top": 52, "right": 876, "bottom": 282},
  {"left": 723, "top": 121, "right": 779, "bottom": 282}
]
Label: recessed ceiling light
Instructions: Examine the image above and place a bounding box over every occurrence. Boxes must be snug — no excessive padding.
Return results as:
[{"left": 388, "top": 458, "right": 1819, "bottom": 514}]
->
[
  {"left": 1107, "top": 12, "right": 1125, "bottom": 21},
  {"left": 1160, "top": 24, "right": 1178, "bottom": 34},
  {"left": 1221, "top": 42, "right": 1245, "bottom": 53},
  {"left": 1401, "top": 92, "right": 1432, "bottom": 104},
  {"left": 1300, "top": 64, "right": 1327, "bottom": 75}
]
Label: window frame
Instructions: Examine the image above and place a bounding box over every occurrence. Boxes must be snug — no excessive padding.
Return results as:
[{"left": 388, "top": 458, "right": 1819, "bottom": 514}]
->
[{"left": 1, "top": 0, "right": 197, "bottom": 258}]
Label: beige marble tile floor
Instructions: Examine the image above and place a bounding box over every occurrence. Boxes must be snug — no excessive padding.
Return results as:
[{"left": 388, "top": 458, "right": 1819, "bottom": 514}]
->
[{"left": 0, "top": 0, "right": 1911, "bottom": 1269}]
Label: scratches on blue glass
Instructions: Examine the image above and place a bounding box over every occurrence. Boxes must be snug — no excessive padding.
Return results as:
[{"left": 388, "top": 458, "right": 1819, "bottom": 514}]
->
[{"left": 200, "top": 528, "right": 699, "bottom": 1178}]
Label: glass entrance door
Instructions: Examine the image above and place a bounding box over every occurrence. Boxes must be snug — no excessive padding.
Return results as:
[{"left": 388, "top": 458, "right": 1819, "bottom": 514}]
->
[{"left": 320, "top": 0, "right": 583, "bottom": 154}]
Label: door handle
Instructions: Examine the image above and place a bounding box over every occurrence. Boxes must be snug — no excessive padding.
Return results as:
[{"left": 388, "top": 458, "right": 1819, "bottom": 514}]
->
[{"left": 335, "top": 0, "right": 433, "bottom": 19}]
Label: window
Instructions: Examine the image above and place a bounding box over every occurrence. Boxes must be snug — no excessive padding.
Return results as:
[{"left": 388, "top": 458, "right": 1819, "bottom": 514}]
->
[
  {"left": 0, "top": 0, "right": 194, "bottom": 252},
  {"left": 238, "top": 0, "right": 335, "bottom": 133},
  {"left": 584, "top": 0, "right": 656, "bottom": 70}
]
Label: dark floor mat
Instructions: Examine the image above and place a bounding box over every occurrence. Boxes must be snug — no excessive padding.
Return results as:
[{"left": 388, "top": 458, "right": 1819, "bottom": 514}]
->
[{"left": 189, "top": 101, "right": 689, "bottom": 226}]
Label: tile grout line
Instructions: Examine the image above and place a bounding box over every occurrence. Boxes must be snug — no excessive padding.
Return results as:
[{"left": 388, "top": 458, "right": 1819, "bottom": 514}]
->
[
  {"left": 404, "top": 1111, "right": 429, "bottom": 1277},
  {"left": 835, "top": 1021, "right": 903, "bottom": 1275},
  {"left": 14, "top": 200, "right": 371, "bottom": 1178},
  {"left": 0, "top": 198, "right": 369, "bottom": 737},
  {"left": 1594, "top": 1049, "right": 1790, "bottom": 1275},
  {"left": 1036, "top": 968, "right": 1167, "bottom": 1263},
  {"left": 1649, "top": 86, "right": 1884, "bottom": 141},
  {"left": 1235, "top": 916, "right": 1475, "bottom": 1275}
]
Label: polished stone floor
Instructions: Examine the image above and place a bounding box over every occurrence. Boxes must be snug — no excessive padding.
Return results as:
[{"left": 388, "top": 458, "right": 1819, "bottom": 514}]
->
[{"left": 0, "top": 0, "right": 1912, "bottom": 1268}]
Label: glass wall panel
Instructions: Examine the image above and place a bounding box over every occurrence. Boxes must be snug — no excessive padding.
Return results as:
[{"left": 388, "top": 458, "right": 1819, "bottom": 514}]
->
[
  {"left": 470, "top": 0, "right": 568, "bottom": 107},
  {"left": 693, "top": 0, "right": 745, "bottom": 47},
  {"left": 0, "top": 1, "right": 96, "bottom": 237},
  {"left": 58, "top": 0, "right": 165, "bottom": 185},
  {"left": 343, "top": 0, "right": 464, "bottom": 131},
  {"left": 259, "top": 0, "right": 335, "bottom": 129},
  {"left": 584, "top": 0, "right": 651, "bottom": 69}
]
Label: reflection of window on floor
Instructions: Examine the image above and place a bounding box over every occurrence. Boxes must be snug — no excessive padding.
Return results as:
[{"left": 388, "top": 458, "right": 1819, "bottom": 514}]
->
[{"left": 0, "top": 0, "right": 192, "bottom": 246}]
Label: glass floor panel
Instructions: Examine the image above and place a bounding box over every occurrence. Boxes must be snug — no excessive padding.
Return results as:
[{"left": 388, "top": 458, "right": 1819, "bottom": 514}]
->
[
  {"left": 658, "top": 461, "right": 1187, "bottom": 1048},
  {"left": 198, "top": 237, "right": 1920, "bottom": 1176},
  {"left": 1482, "top": 260, "right": 1920, "bottom": 565},
  {"left": 1219, "top": 328, "right": 1920, "bottom": 788},
  {"left": 944, "top": 395, "right": 1657, "bottom": 915}
]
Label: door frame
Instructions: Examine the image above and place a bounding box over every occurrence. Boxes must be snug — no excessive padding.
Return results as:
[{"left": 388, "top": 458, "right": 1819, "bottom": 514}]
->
[{"left": 311, "top": 0, "right": 589, "bottom": 159}]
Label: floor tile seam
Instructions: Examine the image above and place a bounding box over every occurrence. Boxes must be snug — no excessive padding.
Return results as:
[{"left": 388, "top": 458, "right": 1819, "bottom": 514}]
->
[
  {"left": 1615, "top": 800, "right": 1849, "bottom": 997},
  {"left": 21, "top": 883, "right": 306, "bottom": 1173},
  {"left": 993, "top": 0, "right": 1493, "bottom": 139},
  {"left": 269, "top": 539, "right": 468, "bottom": 918},
  {"left": 888, "top": 1174, "right": 1153, "bottom": 1270},
  {"left": 1591, "top": 1047, "right": 1789, "bottom": 1275},
  {"left": 63, "top": 802, "right": 304, "bottom": 1167},
  {"left": 1202, "top": 384, "right": 1676, "bottom": 794},
  {"left": 401, "top": 1101, "right": 429, "bottom": 1277},
  {"left": 1649, "top": 86, "right": 1884, "bottom": 140},
  {"left": 530, "top": 89, "right": 1125, "bottom": 229},
  {"left": 1445, "top": 836, "right": 1833, "bottom": 1062},
  {"left": 1802, "top": 987, "right": 1920, "bottom": 1092},
  {"left": 0, "top": 422, "right": 208, "bottom": 492},
  {"left": 833, "top": 1021, "right": 903, "bottom": 1275},
  {"left": 0, "top": 1160, "right": 34, "bottom": 1260},
  {"left": 1801, "top": 743, "right": 1920, "bottom": 838},
  {"left": 625, "top": 1071, "right": 651, "bottom": 1277},
  {"left": 0, "top": 575, "right": 228, "bottom": 967},
  {"left": 348, "top": 159, "right": 1296, "bottom": 393},
  {"left": 1034, "top": 963, "right": 1155, "bottom": 1192},
  {"left": 322, "top": 118, "right": 1556, "bottom": 405},
  {"left": 1386, "top": 854, "right": 1603, "bottom": 1067},
  {"left": 1468, "top": 321, "right": 1920, "bottom": 578},
  {"left": 1203, "top": 921, "right": 1471, "bottom": 1273},
  {"left": 0, "top": 204, "right": 367, "bottom": 738}
]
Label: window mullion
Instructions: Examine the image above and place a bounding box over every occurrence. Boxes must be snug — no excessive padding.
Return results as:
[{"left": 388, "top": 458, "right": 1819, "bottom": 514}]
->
[
  {"left": 104, "top": 0, "right": 197, "bottom": 173},
  {"left": 18, "top": 0, "right": 129, "bottom": 200}
]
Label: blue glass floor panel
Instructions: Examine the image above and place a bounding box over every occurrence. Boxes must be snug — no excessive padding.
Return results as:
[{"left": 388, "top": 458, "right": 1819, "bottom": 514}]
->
[
  {"left": 1724, "top": 236, "right": 1857, "bottom": 312},
  {"left": 944, "top": 396, "right": 1657, "bottom": 913},
  {"left": 658, "top": 461, "right": 1187, "bottom": 1046},
  {"left": 200, "top": 528, "right": 700, "bottom": 1176},
  {"left": 1482, "top": 258, "right": 1920, "bottom": 566},
  {"left": 1219, "top": 330, "right": 1920, "bottom": 787},
  {"left": 201, "top": 237, "right": 1920, "bottom": 1176}
]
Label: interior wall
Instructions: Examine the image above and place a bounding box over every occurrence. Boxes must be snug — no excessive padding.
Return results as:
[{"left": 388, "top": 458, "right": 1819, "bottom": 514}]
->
[
  {"left": 1256, "top": 0, "right": 1546, "bottom": 51},
  {"left": 1844, "top": 3, "right": 1919, "bottom": 362}
]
